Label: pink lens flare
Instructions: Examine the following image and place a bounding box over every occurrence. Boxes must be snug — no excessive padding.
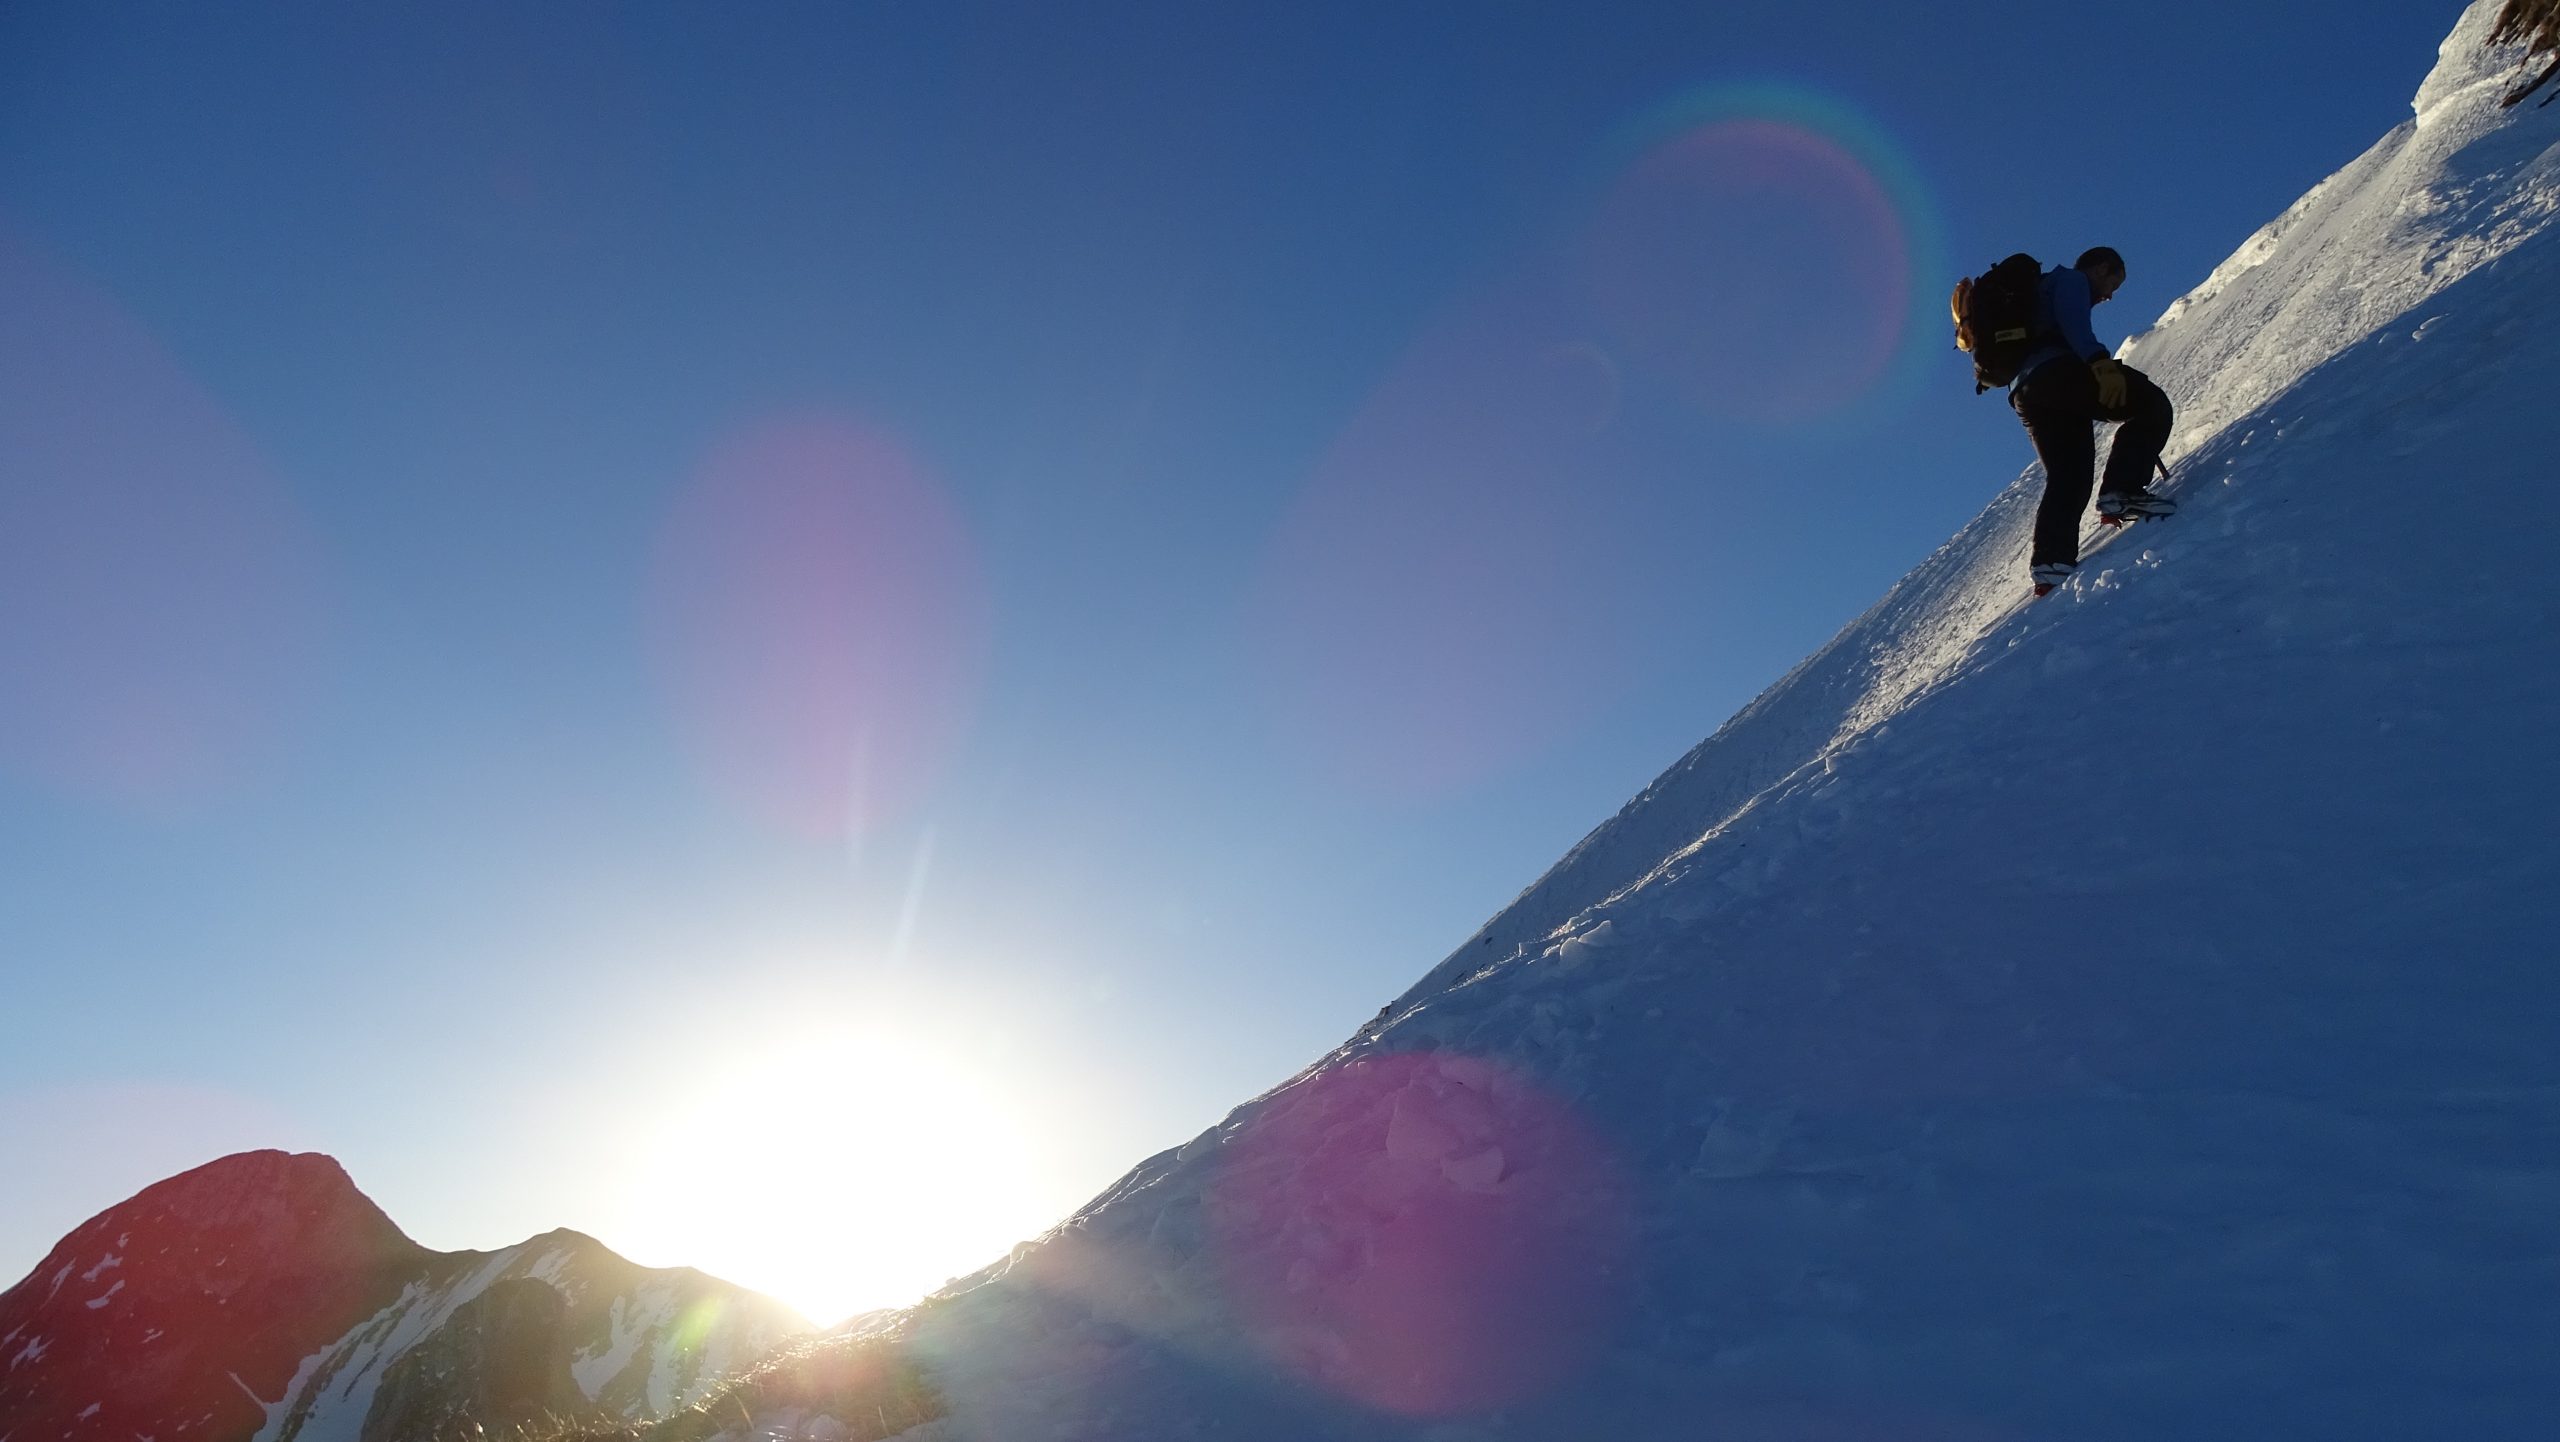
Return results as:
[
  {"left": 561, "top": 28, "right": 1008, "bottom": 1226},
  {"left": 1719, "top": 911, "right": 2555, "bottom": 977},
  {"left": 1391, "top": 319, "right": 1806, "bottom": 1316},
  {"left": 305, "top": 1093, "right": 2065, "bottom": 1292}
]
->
[
  {"left": 1581, "top": 119, "right": 1910, "bottom": 423},
  {"left": 1208, "top": 1050, "right": 1631, "bottom": 1417},
  {"left": 1247, "top": 282, "right": 1645, "bottom": 799},
  {"left": 646, "top": 414, "right": 987, "bottom": 839},
  {"left": 0, "top": 230, "right": 336, "bottom": 811}
]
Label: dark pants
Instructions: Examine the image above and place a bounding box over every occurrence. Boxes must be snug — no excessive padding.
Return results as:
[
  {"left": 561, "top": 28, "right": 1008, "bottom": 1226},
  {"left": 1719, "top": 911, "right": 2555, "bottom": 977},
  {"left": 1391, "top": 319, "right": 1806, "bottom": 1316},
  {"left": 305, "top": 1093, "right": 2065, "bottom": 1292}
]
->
[{"left": 2010, "top": 359, "right": 2173, "bottom": 567}]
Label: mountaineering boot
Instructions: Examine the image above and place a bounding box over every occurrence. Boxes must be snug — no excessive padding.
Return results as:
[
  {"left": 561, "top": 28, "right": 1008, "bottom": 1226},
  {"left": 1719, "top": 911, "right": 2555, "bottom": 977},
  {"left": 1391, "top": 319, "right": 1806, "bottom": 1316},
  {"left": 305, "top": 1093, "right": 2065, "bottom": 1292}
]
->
[
  {"left": 2096, "top": 487, "right": 2177, "bottom": 523},
  {"left": 2031, "top": 561, "right": 2076, "bottom": 597}
]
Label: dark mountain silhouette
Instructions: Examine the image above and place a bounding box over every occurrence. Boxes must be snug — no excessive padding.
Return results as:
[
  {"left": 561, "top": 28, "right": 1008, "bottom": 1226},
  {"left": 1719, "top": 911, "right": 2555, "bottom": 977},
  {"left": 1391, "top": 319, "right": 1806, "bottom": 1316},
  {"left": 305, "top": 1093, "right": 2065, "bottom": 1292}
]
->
[{"left": 0, "top": 1151, "right": 806, "bottom": 1442}]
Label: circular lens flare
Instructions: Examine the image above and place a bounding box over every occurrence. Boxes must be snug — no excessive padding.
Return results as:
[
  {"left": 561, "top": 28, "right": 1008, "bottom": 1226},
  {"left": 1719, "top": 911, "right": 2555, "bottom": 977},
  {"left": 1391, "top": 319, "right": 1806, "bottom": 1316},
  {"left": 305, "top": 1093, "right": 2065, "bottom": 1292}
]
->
[
  {"left": 1582, "top": 118, "right": 1911, "bottom": 423},
  {"left": 1208, "top": 1050, "right": 1630, "bottom": 1417}
]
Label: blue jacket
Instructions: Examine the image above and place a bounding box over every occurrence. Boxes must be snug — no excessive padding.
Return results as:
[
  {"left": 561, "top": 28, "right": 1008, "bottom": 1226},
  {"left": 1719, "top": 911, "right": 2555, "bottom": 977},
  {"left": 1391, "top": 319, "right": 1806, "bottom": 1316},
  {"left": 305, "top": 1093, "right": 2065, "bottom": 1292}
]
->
[{"left": 2011, "top": 265, "right": 2108, "bottom": 388}]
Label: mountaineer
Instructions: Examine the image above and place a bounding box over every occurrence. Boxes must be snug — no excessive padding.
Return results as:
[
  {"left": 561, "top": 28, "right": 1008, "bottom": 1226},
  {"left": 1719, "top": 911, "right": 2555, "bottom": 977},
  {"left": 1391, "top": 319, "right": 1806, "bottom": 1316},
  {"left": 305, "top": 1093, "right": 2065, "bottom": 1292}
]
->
[{"left": 1954, "top": 247, "right": 2177, "bottom": 596}]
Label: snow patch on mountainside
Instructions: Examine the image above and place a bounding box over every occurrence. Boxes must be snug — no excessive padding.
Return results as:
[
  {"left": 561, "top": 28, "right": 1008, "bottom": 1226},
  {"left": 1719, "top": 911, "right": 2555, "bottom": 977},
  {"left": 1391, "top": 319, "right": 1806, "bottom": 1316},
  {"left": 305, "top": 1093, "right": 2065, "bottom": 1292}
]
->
[
  {"left": 254, "top": 1248, "right": 524, "bottom": 1442},
  {"left": 572, "top": 1279, "right": 783, "bottom": 1418},
  {"left": 570, "top": 1293, "right": 659, "bottom": 1401},
  {"left": 254, "top": 1233, "right": 804, "bottom": 1442}
]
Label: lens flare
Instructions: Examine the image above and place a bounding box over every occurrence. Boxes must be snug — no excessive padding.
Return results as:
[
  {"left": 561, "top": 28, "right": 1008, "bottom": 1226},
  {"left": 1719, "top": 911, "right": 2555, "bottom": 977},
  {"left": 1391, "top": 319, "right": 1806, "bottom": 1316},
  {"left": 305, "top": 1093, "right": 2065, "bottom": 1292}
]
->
[
  {"left": 645, "top": 414, "right": 986, "bottom": 839},
  {"left": 670, "top": 1296, "right": 728, "bottom": 1356},
  {"left": 1575, "top": 82, "right": 1943, "bottom": 426},
  {"left": 1582, "top": 119, "right": 1908, "bottom": 422},
  {"left": 1246, "top": 280, "right": 1645, "bottom": 799},
  {"left": 1208, "top": 1050, "right": 1630, "bottom": 1417},
  {"left": 0, "top": 229, "right": 336, "bottom": 811}
]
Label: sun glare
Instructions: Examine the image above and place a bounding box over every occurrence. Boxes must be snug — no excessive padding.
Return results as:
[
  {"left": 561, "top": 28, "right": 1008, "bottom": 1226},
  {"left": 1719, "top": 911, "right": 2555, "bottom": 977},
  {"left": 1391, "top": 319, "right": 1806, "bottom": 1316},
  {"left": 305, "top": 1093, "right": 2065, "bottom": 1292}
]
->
[{"left": 610, "top": 1023, "right": 1067, "bottom": 1326}]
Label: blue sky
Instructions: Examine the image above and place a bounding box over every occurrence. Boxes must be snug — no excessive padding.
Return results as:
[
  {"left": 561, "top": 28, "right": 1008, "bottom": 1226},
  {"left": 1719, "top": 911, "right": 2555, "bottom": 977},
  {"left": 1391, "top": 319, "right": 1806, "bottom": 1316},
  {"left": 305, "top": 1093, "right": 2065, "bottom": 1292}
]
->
[{"left": 1, "top": 0, "right": 2466, "bottom": 1323}]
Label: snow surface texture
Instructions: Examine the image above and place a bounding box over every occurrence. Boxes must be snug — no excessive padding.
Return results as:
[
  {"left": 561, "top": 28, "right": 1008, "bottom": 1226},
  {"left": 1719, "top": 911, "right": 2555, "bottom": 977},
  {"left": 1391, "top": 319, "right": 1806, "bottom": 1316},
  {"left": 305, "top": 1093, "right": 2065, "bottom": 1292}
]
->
[{"left": 727, "top": 8, "right": 2559, "bottom": 1439}]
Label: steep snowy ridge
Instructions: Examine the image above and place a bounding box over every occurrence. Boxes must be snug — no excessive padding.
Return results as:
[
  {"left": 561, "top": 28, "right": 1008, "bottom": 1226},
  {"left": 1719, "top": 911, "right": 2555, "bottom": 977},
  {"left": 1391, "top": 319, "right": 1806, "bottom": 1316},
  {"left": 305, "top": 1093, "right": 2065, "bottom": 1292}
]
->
[
  {"left": 683, "top": 7, "right": 2560, "bottom": 1439},
  {"left": 1401, "top": 0, "right": 2555, "bottom": 993},
  {"left": 2127, "top": 2, "right": 2560, "bottom": 444}
]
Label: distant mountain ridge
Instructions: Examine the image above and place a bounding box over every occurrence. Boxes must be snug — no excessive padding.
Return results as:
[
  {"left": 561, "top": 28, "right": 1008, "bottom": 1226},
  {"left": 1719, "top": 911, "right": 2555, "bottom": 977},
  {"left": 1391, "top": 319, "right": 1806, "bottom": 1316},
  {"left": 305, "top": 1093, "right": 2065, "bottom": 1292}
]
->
[{"left": 0, "top": 1151, "right": 807, "bottom": 1442}]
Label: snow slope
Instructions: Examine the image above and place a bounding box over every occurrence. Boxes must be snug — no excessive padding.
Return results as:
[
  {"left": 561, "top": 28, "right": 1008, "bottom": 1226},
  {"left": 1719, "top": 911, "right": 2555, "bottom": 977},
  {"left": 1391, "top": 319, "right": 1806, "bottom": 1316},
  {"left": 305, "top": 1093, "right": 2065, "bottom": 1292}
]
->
[
  {"left": 697, "top": 8, "right": 2560, "bottom": 1439},
  {"left": 1409, "top": 0, "right": 2560, "bottom": 988}
]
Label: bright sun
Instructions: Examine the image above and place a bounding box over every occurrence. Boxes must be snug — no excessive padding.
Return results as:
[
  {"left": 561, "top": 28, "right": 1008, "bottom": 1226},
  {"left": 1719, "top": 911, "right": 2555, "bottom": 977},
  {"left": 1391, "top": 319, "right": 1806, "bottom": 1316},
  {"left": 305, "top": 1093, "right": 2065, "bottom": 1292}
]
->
[{"left": 609, "top": 1021, "right": 1069, "bottom": 1326}]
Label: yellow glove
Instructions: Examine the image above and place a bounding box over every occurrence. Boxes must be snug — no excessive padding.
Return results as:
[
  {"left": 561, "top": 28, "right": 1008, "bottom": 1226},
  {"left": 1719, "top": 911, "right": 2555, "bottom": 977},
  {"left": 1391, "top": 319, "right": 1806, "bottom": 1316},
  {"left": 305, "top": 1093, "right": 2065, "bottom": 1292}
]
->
[{"left": 2089, "top": 356, "right": 2129, "bottom": 410}]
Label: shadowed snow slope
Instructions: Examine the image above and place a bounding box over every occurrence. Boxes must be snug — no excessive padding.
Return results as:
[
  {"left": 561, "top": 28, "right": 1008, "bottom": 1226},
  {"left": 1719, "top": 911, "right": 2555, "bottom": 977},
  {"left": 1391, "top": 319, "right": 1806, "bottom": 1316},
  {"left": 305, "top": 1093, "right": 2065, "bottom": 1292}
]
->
[{"left": 705, "top": 7, "right": 2559, "bottom": 1439}]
